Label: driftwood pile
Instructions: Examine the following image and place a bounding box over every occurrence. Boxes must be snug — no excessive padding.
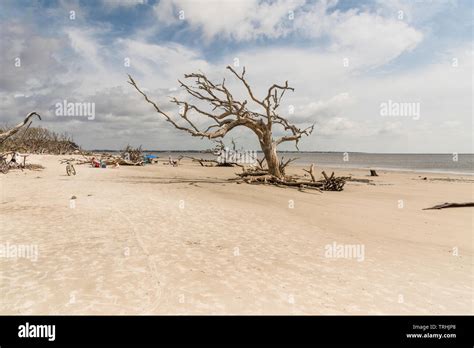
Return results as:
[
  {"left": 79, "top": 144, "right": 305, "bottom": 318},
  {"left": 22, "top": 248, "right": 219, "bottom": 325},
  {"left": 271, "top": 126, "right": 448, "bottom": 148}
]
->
[
  {"left": 120, "top": 145, "right": 144, "bottom": 165},
  {"left": 235, "top": 164, "right": 347, "bottom": 191},
  {"left": 64, "top": 146, "right": 145, "bottom": 167},
  {"left": 320, "top": 171, "right": 346, "bottom": 191}
]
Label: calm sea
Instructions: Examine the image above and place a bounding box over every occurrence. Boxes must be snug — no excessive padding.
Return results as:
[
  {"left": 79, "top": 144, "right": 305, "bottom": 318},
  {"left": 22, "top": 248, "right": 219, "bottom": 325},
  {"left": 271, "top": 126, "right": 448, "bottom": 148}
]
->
[{"left": 148, "top": 152, "right": 474, "bottom": 175}]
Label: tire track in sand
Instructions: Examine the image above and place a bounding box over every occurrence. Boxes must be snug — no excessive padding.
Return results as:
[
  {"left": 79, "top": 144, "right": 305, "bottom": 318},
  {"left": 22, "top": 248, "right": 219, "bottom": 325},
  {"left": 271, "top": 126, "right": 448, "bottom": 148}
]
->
[{"left": 114, "top": 208, "right": 162, "bottom": 313}]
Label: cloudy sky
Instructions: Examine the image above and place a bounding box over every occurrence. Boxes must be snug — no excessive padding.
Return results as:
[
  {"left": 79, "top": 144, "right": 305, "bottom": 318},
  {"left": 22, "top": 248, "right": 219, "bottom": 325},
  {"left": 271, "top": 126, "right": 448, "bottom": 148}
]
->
[{"left": 0, "top": 0, "right": 472, "bottom": 152}]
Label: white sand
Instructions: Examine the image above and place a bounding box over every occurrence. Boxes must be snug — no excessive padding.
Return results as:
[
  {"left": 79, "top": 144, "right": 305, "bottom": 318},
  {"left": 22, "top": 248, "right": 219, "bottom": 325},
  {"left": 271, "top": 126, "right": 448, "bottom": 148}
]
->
[{"left": 0, "top": 155, "right": 472, "bottom": 314}]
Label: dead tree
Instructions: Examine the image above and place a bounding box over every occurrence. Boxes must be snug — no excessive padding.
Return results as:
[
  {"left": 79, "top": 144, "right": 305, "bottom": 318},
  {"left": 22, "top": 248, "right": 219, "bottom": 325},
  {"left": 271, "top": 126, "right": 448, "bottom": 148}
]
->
[
  {"left": 128, "top": 67, "right": 313, "bottom": 179},
  {"left": 0, "top": 112, "right": 41, "bottom": 145}
]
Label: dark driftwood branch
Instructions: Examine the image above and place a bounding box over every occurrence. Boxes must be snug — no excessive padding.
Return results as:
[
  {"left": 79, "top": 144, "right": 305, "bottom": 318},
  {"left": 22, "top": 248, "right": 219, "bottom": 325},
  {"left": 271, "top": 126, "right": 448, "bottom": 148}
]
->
[
  {"left": 423, "top": 202, "right": 474, "bottom": 210},
  {"left": 0, "top": 112, "right": 41, "bottom": 145},
  {"left": 182, "top": 155, "right": 242, "bottom": 168},
  {"left": 370, "top": 169, "right": 378, "bottom": 176}
]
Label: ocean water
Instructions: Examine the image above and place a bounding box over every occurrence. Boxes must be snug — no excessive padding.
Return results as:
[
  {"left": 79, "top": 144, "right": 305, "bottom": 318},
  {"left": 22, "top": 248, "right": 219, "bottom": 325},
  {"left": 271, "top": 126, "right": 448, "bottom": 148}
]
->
[{"left": 151, "top": 152, "right": 474, "bottom": 175}]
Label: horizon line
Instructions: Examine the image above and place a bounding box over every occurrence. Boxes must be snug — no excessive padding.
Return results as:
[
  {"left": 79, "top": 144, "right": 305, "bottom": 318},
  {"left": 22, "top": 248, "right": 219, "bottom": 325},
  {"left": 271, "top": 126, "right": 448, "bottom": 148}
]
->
[{"left": 85, "top": 149, "right": 474, "bottom": 155}]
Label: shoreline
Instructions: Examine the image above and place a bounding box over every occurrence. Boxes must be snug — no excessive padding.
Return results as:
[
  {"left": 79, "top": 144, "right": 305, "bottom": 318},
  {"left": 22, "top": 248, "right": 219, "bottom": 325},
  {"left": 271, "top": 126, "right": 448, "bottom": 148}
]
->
[
  {"left": 85, "top": 151, "right": 473, "bottom": 176},
  {"left": 293, "top": 164, "right": 474, "bottom": 177}
]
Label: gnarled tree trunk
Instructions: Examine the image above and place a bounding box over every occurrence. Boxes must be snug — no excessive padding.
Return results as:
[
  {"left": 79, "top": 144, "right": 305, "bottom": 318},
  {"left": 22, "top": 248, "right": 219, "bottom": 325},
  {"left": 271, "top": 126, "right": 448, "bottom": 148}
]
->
[{"left": 259, "top": 131, "right": 281, "bottom": 178}]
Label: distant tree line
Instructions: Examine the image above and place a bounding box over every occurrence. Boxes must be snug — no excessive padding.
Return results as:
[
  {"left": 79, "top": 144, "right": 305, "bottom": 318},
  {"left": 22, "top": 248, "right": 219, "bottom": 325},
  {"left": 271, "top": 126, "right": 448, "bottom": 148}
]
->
[{"left": 0, "top": 125, "right": 80, "bottom": 154}]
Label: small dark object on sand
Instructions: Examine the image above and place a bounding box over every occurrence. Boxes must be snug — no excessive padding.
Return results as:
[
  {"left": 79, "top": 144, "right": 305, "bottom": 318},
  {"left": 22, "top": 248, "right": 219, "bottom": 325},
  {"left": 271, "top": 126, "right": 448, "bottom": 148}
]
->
[{"left": 423, "top": 202, "right": 474, "bottom": 210}]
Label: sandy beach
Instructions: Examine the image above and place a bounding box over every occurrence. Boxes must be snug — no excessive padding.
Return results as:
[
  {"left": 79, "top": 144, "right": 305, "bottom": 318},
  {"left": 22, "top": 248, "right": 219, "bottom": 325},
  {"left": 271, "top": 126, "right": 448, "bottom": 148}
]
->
[{"left": 0, "top": 155, "right": 472, "bottom": 315}]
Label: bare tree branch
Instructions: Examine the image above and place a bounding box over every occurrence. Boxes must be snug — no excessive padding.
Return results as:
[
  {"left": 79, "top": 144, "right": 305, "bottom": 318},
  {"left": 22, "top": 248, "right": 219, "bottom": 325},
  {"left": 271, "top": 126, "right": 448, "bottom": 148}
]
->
[
  {"left": 128, "top": 67, "right": 313, "bottom": 178},
  {"left": 0, "top": 112, "right": 41, "bottom": 145}
]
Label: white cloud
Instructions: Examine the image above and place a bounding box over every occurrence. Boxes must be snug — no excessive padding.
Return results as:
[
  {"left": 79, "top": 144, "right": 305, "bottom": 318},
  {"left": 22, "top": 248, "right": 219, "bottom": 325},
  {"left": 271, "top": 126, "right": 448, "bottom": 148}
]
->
[
  {"left": 153, "top": 0, "right": 304, "bottom": 41},
  {"left": 0, "top": 0, "right": 471, "bottom": 153},
  {"left": 101, "top": 0, "right": 147, "bottom": 9},
  {"left": 151, "top": 0, "right": 424, "bottom": 73},
  {"left": 374, "top": 0, "right": 455, "bottom": 24},
  {"left": 317, "top": 116, "right": 355, "bottom": 135},
  {"left": 152, "top": 0, "right": 423, "bottom": 71},
  {"left": 327, "top": 13, "right": 423, "bottom": 69}
]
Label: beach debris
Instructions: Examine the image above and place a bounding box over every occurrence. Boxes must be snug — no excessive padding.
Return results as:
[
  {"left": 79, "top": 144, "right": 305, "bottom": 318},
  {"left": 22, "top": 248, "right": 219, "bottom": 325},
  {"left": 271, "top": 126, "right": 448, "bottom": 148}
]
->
[
  {"left": 182, "top": 140, "right": 247, "bottom": 168},
  {"left": 120, "top": 145, "right": 143, "bottom": 165},
  {"left": 63, "top": 145, "right": 146, "bottom": 167},
  {"left": 185, "top": 156, "right": 218, "bottom": 167},
  {"left": 144, "top": 154, "right": 158, "bottom": 164},
  {"left": 346, "top": 178, "right": 372, "bottom": 184},
  {"left": 426, "top": 177, "right": 473, "bottom": 183},
  {"left": 235, "top": 168, "right": 346, "bottom": 191},
  {"left": 321, "top": 171, "right": 346, "bottom": 191},
  {"left": 183, "top": 155, "right": 240, "bottom": 167},
  {"left": 0, "top": 151, "right": 44, "bottom": 173},
  {"left": 128, "top": 66, "right": 313, "bottom": 180},
  {"left": 302, "top": 163, "right": 316, "bottom": 182},
  {"left": 423, "top": 202, "right": 474, "bottom": 210},
  {"left": 370, "top": 169, "right": 378, "bottom": 176},
  {"left": 0, "top": 113, "right": 41, "bottom": 174},
  {"left": 0, "top": 153, "right": 10, "bottom": 174}
]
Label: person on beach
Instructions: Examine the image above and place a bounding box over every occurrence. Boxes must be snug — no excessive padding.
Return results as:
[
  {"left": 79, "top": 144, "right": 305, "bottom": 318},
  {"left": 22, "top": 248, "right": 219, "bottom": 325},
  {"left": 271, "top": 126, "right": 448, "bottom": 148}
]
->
[{"left": 91, "top": 157, "right": 100, "bottom": 168}]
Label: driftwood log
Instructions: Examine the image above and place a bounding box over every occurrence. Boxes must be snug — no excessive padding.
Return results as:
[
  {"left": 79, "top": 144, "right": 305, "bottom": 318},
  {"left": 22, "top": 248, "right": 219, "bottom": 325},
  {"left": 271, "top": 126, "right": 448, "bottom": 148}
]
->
[
  {"left": 423, "top": 202, "right": 474, "bottom": 210},
  {"left": 183, "top": 156, "right": 242, "bottom": 167}
]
